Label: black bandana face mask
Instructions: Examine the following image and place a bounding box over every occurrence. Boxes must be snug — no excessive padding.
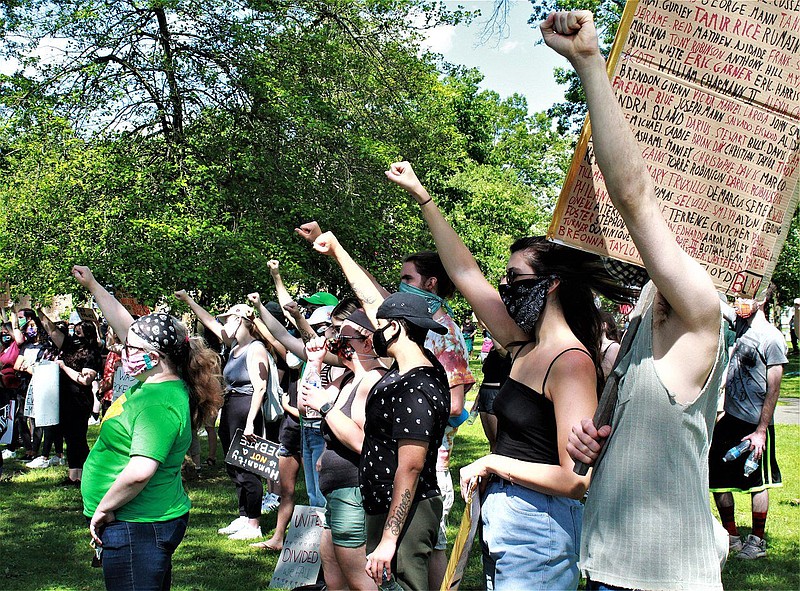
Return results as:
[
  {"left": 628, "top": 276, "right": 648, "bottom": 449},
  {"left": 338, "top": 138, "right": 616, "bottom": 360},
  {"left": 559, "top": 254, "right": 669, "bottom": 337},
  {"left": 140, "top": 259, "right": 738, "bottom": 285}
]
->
[{"left": 498, "top": 275, "right": 555, "bottom": 334}]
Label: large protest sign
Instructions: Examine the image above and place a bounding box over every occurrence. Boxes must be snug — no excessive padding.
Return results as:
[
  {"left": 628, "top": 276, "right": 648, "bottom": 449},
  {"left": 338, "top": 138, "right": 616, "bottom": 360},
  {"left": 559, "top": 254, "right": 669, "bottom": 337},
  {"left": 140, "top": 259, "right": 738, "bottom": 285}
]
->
[
  {"left": 224, "top": 428, "right": 280, "bottom": 482},
  {"left": 441, "top": 483, "right": 481, "bottom": 591},
  {"left": 548, "top": 0, "right": 800, "bottom": 297},
  {"left": 269, "top": 506, "right": 325, "bottom": 589}
]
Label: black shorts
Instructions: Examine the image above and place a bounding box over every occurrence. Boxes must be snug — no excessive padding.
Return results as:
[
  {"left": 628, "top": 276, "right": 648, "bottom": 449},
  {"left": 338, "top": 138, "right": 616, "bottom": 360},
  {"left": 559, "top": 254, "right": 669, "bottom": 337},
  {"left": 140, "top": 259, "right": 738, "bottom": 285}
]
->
[
  {"left": 709, "top": 413, "right": 782, "bottom": 493},
  {"left": 262, "top": 419, "right": 281, "bottom": 445},
  {"left": 476, "top": 385, "right": 501, "bottom": 415},
  {"left": 278, "top": 415, "right": 302, "bottom": 457}
]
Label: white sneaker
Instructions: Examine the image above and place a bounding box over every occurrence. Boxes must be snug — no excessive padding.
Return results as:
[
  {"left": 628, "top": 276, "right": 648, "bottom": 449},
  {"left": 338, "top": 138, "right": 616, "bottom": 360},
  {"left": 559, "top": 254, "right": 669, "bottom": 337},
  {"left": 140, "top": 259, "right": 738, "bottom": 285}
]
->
[
  {"left": 88, "top": 416, "right": 100, "bottom": 426},
  {"left": 1, "top": 449, "right": 16, "bottom": 460},
  {"left": 228, "top": 524, "right": 262, "bottom": 540},
  {"left": 218, "top": 516, "right": 248, "bottom": 535},
  {"left": 261, "top": 492, "right": 280, "bottom": 513},
  {"left": 49, "top": 456, "right": 65, "bottom": 467},
  {"left": 25, "top": 456, "right": 50, "bottom": 469}
]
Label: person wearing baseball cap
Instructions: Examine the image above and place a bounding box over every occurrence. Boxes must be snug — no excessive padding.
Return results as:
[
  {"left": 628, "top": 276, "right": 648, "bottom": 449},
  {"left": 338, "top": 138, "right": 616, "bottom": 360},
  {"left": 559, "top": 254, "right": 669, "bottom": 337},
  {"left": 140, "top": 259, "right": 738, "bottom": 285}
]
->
[
  {"left": 299, "top": 291, "right": 339, "bottom": 308},
  {"left": 174, "top": 290, "right": 276, "bottom": 542},
  {"left": 312, "top": 231, "right": 450, "bottom": 591}
]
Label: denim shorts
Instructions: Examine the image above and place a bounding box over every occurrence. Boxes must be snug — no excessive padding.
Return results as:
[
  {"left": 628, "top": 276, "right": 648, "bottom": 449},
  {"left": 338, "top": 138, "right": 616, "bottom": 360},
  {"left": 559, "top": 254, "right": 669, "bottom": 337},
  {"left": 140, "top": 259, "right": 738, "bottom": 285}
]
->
[
  {"left": 324, "top": 487, "right": 367, "bottom": 548},
  {"left": 100, "top": 513, "right": 189, "bottom": 591},
  {"left": 482, "top": 479, "right": 582, "bottom": 590}
]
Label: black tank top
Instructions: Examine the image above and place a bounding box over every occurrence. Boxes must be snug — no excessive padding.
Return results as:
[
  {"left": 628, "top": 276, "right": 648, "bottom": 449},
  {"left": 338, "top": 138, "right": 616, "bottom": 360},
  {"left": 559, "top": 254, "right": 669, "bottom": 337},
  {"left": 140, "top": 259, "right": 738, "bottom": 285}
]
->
[
  {"left": 493, "top": 347, "right": 591, "bottom": 465},
  {"left": 318, "top": 374, "right": 361, "bottom": 495}
]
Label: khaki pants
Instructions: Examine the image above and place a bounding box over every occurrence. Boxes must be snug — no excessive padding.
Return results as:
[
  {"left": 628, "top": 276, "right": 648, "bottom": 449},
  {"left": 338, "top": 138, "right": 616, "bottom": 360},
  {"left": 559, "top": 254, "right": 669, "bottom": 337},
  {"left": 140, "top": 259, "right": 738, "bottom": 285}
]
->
[{"left": 366, "top": 496, "right": 443, "bottom": 591}]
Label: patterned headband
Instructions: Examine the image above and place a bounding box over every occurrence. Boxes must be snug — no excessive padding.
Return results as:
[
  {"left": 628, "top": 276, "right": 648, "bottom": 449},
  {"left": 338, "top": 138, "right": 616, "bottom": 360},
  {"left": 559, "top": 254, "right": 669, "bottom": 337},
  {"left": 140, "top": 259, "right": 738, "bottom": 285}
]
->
[{"left": 129, "top": 313, "right": 189, "bottom": 362}]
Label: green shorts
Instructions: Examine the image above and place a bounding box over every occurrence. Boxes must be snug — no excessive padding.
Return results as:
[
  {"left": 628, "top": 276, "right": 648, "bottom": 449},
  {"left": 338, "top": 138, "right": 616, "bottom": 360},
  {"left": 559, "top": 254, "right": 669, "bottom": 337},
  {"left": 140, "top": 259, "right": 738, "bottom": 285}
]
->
[{"left": 324, "top": 487, "right": 367, "bottom": 548}]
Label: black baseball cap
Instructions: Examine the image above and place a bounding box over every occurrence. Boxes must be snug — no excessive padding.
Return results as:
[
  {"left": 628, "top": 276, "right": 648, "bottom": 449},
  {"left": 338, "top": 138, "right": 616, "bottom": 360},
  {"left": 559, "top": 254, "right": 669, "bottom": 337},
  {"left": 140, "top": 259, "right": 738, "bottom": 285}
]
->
[{"left": 376, "top": 293, "right": 447, "bottom": 334}]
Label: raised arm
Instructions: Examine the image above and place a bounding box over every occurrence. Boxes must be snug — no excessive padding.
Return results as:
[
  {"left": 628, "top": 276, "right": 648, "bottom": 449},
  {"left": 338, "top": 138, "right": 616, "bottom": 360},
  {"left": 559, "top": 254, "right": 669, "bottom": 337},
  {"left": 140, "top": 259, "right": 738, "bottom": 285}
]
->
[
  {"left": 297, "top": 221, "right": 390, "bottom": 299},
  {"left": 248, "top": 292, "right": 308, "bottom": 360},
  {"left": 541, "top": 11, "right": 719, "bottom": 327},
  {"left": 71, "top": 266, "right": 134, "bottom": 342},
  {"left": 266, "top": 260, "right": 295, "bottom": 319},
  {"left": 385, "top": 162, "right": 527, "bottom": 348},
  {"left": 312, "top": 232, "right": 384, "bottom": 328},
  {"left": 174, "top": 290, "right": 225, "bottom": 343}
]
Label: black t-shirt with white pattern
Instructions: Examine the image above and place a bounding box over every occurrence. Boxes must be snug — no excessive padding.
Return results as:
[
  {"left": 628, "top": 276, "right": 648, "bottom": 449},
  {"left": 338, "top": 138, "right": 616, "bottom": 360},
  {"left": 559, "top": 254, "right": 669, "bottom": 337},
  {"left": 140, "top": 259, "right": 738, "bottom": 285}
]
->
[{"left": 359, "top": 352, "right": 450, "bottom": 515}]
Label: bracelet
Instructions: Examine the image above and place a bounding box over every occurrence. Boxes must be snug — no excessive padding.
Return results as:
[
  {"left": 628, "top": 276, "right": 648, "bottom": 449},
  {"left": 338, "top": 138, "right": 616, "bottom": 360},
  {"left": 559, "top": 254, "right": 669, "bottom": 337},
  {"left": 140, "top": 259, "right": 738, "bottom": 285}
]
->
[{"left": 418, "top": 197, "right": 433, "bottom": 206}]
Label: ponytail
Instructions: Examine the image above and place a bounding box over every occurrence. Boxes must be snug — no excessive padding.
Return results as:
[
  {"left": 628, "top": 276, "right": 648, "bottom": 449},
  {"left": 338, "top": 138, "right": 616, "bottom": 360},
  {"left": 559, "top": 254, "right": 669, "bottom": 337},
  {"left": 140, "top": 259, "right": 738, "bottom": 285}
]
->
[{"left": 169, "top": 321, "right": 223, "bottom": 430}]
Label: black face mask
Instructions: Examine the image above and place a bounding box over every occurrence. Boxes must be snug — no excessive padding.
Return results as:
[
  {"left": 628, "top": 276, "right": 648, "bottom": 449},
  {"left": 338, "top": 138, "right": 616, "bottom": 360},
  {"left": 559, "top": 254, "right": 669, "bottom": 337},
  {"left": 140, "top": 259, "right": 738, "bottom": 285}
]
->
[
  {"left": 372, "top": 323, "right": 399, "bottom": 357},
  {"left": 498, "top": 276, "right": 555, "bottom": 334}
]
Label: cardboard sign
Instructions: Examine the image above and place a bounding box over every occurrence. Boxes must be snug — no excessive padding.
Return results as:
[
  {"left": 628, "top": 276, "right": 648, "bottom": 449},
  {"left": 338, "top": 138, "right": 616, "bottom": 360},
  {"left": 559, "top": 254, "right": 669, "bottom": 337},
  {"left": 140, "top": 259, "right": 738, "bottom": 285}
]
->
[
  {"left": 224, "top": 428, "right": 280, "bottom": 482},
  {"left": 23, "top": 382, "right": 34, "bottom": 418},
  {"left": 76, "top": 307, "right": 98, "bottom": 324},
  {"left": 441, "top": 484, "right": 481, "bottom": 591},
  {"left": 112, "top": 367, "right": 138, "bottom": 402},
  {"left": 115, "top": 290, "right": 151, "bottom": 317},
  {"left": 0, "top": 399, "right": 16, "bottom": 445},
  {"left": 548, "top": 0, "right": 800, "bottom": 297},
  {"left": 31, "top": 360, "right": 60, "bottom": 426},
  {"left": 269, "top": 506, "right": 325, "bottom": 590}
]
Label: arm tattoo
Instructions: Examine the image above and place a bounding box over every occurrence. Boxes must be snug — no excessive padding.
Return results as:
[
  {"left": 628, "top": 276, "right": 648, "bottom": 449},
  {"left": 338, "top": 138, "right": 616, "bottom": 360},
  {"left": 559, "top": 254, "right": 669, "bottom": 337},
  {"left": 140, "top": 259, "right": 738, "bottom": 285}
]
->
[
  {"left": 385, "top": 489, "right": 412, "bottom": 536},
  {"left": 300, "top": 328, "right": 315, "bottom": 343},
  {"left": 353, "top": 285, "right": 377, "bottom": 305}
]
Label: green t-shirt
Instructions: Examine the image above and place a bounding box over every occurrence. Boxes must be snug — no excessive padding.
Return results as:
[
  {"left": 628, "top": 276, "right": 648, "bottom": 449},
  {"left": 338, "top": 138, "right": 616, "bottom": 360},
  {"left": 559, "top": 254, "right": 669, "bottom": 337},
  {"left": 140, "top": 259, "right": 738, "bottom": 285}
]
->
[{"left": 82, "top": 380, "right": 192, "bottom": 522}]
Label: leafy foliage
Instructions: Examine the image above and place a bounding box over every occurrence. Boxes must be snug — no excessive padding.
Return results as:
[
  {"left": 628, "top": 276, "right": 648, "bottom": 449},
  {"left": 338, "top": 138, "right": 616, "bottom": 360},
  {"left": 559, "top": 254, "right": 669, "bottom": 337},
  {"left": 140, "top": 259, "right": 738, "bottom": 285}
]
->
[{"left": 0, "top": 0, "right": 573, "bottom": 310}]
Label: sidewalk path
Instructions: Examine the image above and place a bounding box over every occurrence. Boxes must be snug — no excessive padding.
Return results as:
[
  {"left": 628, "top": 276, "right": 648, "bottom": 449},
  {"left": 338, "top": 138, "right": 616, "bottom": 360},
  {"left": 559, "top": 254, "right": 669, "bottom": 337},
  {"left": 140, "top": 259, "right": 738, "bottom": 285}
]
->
[{"left": 775, "top": 397, "right": 799, "bottom": 425}]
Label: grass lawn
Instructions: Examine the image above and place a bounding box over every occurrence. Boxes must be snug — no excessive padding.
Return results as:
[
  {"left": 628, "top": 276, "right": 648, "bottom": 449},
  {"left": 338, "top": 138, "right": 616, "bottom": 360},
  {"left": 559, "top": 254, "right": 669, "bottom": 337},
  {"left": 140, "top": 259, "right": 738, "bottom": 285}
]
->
[
  {"left": 1, "top": 366, "right": 797, "bottom": 589},
  {"left": 779, "top": 348, "right": 799, "bottom": 399}
]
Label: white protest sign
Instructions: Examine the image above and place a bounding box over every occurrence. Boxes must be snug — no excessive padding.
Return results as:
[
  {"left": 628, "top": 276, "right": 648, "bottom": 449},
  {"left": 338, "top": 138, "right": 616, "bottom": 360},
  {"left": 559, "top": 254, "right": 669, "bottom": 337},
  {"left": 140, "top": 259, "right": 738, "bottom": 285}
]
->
[
  {"left": 269, "top": 505, "right": 325, "bottom": 589},
  {"left": 0, "top": 399, "right": 16, "bottom": 445},
  {"left": 112, "top": 367, "right": 138, "bottom": 402}
]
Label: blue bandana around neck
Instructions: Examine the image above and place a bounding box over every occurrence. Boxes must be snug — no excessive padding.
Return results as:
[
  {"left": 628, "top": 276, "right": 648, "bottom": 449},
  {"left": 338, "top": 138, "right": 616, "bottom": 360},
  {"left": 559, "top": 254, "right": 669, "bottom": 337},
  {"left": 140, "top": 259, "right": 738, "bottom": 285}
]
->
[{"left": 397, "top": 281, "right": 454, "bottom": 317}]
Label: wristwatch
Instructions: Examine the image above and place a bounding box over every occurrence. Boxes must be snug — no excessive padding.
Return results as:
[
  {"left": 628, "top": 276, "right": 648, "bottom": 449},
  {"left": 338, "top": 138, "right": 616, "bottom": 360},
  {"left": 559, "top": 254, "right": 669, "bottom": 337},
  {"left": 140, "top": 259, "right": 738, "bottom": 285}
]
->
[{"left": 319, "top": 402, "right": 334, "bottom": 417}]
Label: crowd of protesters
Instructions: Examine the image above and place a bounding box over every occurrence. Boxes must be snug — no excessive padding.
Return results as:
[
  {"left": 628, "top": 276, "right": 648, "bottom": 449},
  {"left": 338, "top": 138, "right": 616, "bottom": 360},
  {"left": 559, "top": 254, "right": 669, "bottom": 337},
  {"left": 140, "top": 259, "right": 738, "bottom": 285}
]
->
[{"left": 0, "top": 11, "right": 794, "bottom": 591}]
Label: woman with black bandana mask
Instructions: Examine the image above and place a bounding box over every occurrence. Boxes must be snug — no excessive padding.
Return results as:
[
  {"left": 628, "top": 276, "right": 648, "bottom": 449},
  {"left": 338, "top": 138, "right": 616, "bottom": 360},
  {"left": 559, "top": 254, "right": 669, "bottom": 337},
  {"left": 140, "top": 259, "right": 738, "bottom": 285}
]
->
[{"left": 386, "top": 161, "right": 638, "bottom": 591}]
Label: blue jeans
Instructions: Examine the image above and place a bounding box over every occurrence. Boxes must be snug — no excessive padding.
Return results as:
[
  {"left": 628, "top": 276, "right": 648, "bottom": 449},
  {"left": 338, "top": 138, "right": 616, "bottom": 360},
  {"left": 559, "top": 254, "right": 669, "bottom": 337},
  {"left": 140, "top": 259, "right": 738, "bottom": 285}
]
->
[
  {"left": 302, "top": 424, "right": 326, "bottom": 507},
  {"left": 101, "top": 514, "right": 189, "bottom": 590},
  {"left": 481, "top": 479, "right": 582, "bottom": 590}
]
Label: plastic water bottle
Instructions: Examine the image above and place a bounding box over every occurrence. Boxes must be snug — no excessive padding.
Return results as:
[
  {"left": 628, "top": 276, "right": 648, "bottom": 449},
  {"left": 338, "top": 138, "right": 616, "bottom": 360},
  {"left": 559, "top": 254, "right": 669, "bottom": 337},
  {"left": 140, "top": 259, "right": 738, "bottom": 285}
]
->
[
  {"left": 743, "top": 451, "right": 759, "bottom": 477},
  {"left": 379, "top": 570, "right": 403, "bottom": 591},
  {"left": 303, "top": 366, "right": 322, "bottom": 419},
  {"left": 722, "top": 441, "right": 751, "bottom": 462}
]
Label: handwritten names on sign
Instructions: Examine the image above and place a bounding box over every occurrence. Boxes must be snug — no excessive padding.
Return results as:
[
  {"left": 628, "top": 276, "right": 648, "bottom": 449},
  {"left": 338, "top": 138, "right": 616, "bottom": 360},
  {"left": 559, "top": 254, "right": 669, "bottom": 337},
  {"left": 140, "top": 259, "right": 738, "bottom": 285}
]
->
[{"left": 548, "top": 0, "right": 800, "bottom": 296}]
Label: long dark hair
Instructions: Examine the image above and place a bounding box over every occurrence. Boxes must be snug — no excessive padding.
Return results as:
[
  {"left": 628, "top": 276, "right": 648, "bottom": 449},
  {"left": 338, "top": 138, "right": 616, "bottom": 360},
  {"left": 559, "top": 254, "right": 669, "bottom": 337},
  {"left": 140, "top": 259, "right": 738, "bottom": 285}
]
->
[
  {"left": 168, "top": 319, "right": 223, "bottom": 430},
  {"left": 510, "top": 237, "right": 639, "bottom": 394},
  {"left": 61, "top": 321, "right": 102, "bottom": 372}
]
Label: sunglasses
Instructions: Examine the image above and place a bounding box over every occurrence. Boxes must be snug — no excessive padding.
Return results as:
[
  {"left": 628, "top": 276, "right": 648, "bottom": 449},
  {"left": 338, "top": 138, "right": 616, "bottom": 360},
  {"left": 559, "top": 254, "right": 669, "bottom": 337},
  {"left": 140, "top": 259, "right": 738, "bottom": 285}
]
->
[{"left": 503, "top": 270, "right": 538, "bottom": 284}]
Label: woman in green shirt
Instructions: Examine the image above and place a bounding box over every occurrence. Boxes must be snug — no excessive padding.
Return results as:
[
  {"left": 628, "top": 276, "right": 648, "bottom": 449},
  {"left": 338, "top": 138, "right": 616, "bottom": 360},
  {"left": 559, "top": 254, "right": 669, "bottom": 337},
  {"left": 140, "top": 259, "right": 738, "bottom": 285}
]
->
[{"left": 72, "top": 265, "right": 223, "bottom": 591}]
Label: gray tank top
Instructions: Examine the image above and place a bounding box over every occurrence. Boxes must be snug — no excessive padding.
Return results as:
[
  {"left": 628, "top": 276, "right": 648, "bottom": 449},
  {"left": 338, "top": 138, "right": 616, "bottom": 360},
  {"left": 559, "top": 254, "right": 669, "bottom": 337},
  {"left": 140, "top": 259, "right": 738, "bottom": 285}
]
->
[
  {"left": 223, "top": 341, "right": 264, "bottom": 395},
  {"left": 580, "top": 295, "right": 729, "bottom": 590}
]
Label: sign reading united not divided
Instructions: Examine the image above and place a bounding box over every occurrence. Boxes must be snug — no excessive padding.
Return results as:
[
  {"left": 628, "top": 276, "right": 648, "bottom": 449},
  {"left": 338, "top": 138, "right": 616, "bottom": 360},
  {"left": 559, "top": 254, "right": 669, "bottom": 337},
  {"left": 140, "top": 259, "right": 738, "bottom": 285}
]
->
[{"left": 548, "top": 0, "right": 800, "bottom": 297}]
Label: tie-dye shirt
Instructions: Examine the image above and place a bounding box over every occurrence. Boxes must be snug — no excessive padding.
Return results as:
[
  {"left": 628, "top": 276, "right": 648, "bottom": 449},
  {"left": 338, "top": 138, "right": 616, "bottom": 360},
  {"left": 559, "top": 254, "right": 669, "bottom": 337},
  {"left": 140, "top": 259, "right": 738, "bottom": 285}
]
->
[{"left": 425, "top": 313, "right": 475, "bottom": 470}]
